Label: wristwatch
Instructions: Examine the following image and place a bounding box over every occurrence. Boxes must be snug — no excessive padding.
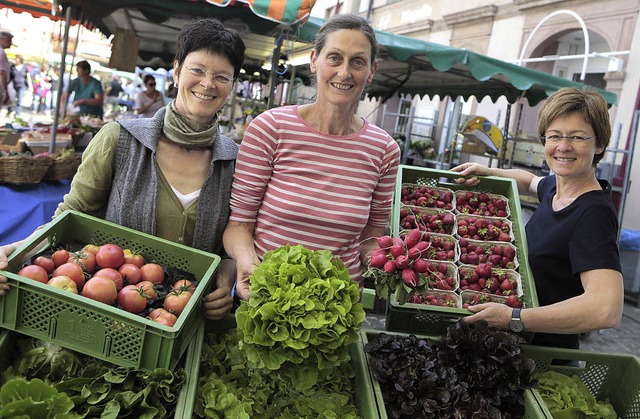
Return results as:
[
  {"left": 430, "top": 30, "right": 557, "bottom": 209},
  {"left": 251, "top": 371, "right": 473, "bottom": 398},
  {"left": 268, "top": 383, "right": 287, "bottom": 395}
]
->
[{"left": 509, "top": 308, "right": 524, "bottom": 333}]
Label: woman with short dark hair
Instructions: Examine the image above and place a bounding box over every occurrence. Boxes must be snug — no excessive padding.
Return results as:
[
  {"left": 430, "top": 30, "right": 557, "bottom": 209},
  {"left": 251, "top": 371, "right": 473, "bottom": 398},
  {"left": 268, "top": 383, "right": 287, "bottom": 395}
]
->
[{"left": 0, "top": 18, "right": 246, "bottom": 321}]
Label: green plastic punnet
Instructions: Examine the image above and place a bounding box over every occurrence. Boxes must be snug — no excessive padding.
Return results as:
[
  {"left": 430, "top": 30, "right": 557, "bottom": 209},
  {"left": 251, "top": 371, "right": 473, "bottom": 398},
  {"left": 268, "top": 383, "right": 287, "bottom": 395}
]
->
[{"left": 0, "top": 210, "right": 220, "bottom": 370}]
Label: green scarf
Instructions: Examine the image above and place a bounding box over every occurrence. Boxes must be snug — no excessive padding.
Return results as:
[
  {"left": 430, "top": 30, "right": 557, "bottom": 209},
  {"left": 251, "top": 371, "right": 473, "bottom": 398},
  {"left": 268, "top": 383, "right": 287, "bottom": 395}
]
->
[{"left": 162, "top": 100, "right": 218, "bottom": 149}]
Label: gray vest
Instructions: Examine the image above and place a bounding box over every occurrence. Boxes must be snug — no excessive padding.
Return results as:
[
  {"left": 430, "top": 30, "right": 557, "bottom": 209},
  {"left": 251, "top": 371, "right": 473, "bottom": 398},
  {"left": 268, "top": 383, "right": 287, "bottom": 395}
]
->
[{"left": 104, "top": 108, "right": 238, "bottom": 254}]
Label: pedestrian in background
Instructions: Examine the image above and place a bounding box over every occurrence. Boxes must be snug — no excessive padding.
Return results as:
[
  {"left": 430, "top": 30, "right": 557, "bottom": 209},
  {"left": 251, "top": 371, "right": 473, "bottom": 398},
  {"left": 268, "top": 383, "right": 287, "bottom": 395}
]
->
[
  {"left": 8, "top": 55, "right": 31, "bottom": 116},
  {"left": 0, "top": 31, "right": 13, "bottom": 112},
  {"left": 62, "top": 60, "right": 104, "bottom": 118},
  {"left": 104, "top": 74, "right": 123, "bottom": 111},
  {"left": 134, "top": 74, "right": 164, "bottom": 118}
]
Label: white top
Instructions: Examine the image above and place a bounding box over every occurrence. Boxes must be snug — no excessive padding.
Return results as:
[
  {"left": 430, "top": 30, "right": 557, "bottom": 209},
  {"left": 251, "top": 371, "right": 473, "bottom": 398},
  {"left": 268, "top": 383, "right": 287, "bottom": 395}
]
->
[{"left": 170, "top": 184, "right": 201, "bottom": 209}]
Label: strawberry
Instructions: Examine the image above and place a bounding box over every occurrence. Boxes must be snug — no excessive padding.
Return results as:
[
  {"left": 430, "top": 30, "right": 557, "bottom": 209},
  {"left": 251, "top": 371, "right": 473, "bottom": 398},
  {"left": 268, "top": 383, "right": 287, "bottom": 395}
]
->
[
  {"left": 442, "top": 212, "right": 455, "bottom": 226},
  {"left": 436, "top": 262, "right": 449, "bottom": 274},
  {"left": 475, "top": 263, "right": 492, "bottom": 278},
  {"left": 498, "top": 232, "right": 511, "bottom": 242},
  {"left": 500, "top": 278, "right": 514, "bottom": 292},
  {"left": 505, "top": 295, "right": 522, "bottom": 308},
  {"left": 503, "top": 246, "right": 516, "bottom": 260}
]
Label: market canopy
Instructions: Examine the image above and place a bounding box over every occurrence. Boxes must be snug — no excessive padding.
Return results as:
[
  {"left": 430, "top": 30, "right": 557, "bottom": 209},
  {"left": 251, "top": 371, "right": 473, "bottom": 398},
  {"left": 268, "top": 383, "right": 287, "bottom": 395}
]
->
[
  {"left": 295, "top": 17, "right": 618, "bottom": 106},
  {"left": 1, "top": 1, "right": 617, "bottom": 106}
]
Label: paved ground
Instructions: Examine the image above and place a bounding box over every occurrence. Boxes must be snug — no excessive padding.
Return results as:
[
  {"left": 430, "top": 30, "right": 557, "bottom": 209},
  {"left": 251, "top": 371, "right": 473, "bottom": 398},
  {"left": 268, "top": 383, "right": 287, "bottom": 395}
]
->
[{"left": 363, "top": 300, "right": 640, "bottom": 359}]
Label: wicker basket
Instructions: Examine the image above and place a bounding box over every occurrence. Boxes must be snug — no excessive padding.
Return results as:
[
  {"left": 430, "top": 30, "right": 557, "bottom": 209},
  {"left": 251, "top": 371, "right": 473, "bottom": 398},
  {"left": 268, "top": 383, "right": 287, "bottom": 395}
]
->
[
  {"left": 0, "top": 155, "right": 53, "bottom": 184},
  {"left": 44, "top": 155, "right": 82, "bottom": 181}
]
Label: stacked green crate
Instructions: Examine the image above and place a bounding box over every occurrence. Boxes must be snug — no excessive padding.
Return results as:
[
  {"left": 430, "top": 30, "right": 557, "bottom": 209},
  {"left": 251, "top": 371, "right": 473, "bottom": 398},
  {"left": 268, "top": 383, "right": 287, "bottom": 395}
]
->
[{"left": 0, "top": 210, "right": 220, "bottom": 370}]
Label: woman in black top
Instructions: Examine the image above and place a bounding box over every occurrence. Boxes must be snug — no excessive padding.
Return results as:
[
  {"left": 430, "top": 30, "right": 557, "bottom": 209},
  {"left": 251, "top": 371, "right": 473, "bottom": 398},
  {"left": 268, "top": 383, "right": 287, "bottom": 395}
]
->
[{"left": 452, "top": 87, "right": 623, "bottom": 349}]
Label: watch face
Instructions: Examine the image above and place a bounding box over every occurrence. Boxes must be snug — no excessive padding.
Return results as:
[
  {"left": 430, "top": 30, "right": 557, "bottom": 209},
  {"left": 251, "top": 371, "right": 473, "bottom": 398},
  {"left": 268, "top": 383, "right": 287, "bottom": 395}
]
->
[{"left": 509, "top": 319, "right": 524, "bottom": 333}]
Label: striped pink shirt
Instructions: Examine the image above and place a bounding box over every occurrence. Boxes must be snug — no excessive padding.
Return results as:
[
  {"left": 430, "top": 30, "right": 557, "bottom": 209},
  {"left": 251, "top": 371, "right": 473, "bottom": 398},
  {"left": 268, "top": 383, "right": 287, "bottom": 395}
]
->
[{"left": 229, "top": 105, "right": 400, "bottom": 284}]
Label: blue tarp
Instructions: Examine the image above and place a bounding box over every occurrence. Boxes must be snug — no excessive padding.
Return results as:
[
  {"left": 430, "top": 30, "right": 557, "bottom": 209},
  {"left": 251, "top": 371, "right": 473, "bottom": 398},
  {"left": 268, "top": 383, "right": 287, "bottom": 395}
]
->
[{"left": 620, "top": 228, "right": 640, "bottom": 251}]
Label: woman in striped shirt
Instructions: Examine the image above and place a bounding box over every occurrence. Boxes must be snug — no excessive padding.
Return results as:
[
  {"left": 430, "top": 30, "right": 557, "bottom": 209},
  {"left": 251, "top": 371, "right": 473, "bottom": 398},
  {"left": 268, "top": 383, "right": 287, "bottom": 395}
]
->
[{"left": 223, "top": 13, "right": 401, "bottom": 300}]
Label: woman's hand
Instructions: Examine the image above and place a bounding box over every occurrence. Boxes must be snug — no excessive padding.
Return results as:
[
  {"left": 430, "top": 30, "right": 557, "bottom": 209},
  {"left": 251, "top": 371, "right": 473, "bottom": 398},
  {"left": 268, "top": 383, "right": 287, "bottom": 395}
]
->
[
  {"left": 203, "top": 285, "right": 233, "bottom": 320},
  {"left": 234, "top": 260, "right": 255, "bottom": 301},
  {"left": 462, "top": 302, "right": 512, "bottom": 330},
  {"left": 0, "top": 243, "right": 19, "bottom": 296},
  {"left": 450, "top": 162, "right": 492, "bottom": 187},
  {"left": 202, "top": 258, "right": 236, "bottom": 320}
]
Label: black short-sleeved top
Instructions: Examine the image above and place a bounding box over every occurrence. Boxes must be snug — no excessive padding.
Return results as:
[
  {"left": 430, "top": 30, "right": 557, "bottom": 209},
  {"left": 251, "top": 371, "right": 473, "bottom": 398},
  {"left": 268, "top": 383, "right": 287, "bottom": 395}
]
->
[{"left": 526, "top": 175, "right": 621, "bottom": 349}]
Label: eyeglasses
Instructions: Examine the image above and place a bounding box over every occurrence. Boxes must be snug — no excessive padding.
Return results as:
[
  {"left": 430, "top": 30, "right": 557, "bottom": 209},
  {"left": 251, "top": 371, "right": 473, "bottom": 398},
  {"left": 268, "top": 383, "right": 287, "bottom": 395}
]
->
[
  {"left": 185, "top": 66, "right": 235, "bottom": 85},
  {"left": 147, "top": 82, "right": 155, "bottom": 86},
  {"left": 540, "top": 134, "right": 596, "bottom": 145}
]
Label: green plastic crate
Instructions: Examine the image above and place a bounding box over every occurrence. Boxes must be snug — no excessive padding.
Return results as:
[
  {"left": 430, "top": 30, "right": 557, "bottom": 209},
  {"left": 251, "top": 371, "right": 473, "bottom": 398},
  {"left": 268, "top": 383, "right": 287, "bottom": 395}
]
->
[
  {"left": 387, "top": 166, "right": 538, "bottom": 337},
  {"left": 0, "top": 329, "right": 195, "bottom": 419},
  {"left": 521, "top": 345, "right": 640, "bottom": 418},
  {"left": 175, "top": 315, "right": 381, "bottom": 418},
  {"left": 0, "top": 210, "right": 220, "bottom": 370},
  {"left": 360, "top": 329, "right": 539, "bottom": 419}
]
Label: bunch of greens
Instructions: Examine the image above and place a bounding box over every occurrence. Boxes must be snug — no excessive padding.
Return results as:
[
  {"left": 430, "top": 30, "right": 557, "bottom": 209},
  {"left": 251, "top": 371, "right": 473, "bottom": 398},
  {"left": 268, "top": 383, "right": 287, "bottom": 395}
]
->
[
  {"left": 0, "top": 378, "right": 76, "bottom": 418},
  {"left": 364, "top": 320, "right": 537, "bottom": 418},
  {"left": 0, "top": 338, "right": 186, "bottom": 419},
  {"left": 236, "top": 244, "right": 365, "bottom": 371},
  {"left": 196, "top": 328, "right": 360, "bottom": 419},
  {"left": 536, "top": 371, "right": 617, "bottom": 418}
]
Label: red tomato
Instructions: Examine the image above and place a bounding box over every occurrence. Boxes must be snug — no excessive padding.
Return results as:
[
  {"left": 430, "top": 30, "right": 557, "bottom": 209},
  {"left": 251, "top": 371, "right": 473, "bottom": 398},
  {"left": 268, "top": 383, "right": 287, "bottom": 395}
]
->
[
  {"left": 117, "top": 284, "right": 147, "bottom": 314},
  {"left": 123, "top": 249, "right": 145, "bottom": 268},
  {"left": 18, "top": 265, "right": 49, "bottom": 284},
  {"left": 163, "top": 290, "right": 192, "bottom": 317},
  {"left": 51, "top": 249, "right": 70, "bottom": 267},
  {"left": 81, "top": 276, "right": 117, "bottom": 305},
  {"left": 118, "top": 263, "right": 142, "bottom": 285},
  {"left": 149, "top": 308, "right": 177, "bottom": 327},
  {"left": 93, "top": 268, "right": 124, "bottom": 291},
  {"left": 172, "top": 279, "right": 195, "bottom": 293},
  {"left": 53, "top": 262, "right": 86, "bottom": 290},
  {"left": 95, "top": 244, "right": 125, "bottom": 269},
  {"left": 32, "top": 256, "right": 55, "bottom": 274},
  {"left": 139, "top": 263, "right": 164, "bottom": 284},
  {"left": 48, "top": 275, "right": 78, "bottom": 293},
  {"left": 137, "top": 281, "right": 158, "bottom": 300},
  {"left": 69, "top": 251, "right": 97, "bottom": 274}
]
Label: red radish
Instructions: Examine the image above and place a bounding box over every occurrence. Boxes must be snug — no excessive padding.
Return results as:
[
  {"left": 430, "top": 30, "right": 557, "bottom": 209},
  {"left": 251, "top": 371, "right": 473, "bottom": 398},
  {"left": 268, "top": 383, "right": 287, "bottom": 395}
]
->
[
  {"left": 404, "top": 229, "right": 422, "bottom": 249},
  {"left": 383, "top": 260, "right": 397, "bottom": 274},
  {"left": 370, "top": 252, "right": 388, "bottom": 269},
  {"left": 389, "top": 244, "right": 405, "bottom": 259},
  {"left": 375, "top": 235, "right": 393, "bottom": 249},
  {"left": 412, "top": 258, "right": 429, "bottom": 273},
  {"left": 395, "top": 255, "right": 410, "bottom": 269},
  {"left": 401, "top": 268, "right": 418, "bottom": 287}
]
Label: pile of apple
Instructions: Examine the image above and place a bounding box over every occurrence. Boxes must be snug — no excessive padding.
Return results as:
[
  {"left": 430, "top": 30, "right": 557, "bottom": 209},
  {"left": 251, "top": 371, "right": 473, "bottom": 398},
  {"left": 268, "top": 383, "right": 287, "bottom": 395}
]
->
[{"left": 17, "top": 243, "right": 196, "bottom": 327}]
